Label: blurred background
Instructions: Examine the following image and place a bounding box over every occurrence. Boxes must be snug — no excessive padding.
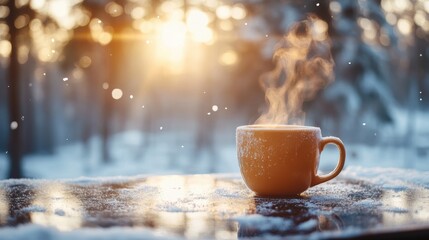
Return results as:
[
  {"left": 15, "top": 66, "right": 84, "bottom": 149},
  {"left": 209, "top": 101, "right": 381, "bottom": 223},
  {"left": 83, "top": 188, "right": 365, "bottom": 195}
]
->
[{"left": 0, "top": 0, "right": 428, "bottom": 179}]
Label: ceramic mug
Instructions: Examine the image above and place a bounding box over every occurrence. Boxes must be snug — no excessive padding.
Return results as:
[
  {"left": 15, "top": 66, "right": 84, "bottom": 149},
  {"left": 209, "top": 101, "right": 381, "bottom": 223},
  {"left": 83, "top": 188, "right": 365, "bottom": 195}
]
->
[{"left": 236, "top": 125, "right": 346, "bottom": 197}]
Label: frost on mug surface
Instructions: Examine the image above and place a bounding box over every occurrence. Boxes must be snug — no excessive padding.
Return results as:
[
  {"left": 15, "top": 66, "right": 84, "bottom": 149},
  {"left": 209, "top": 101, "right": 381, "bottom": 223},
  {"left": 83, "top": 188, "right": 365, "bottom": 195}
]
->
[{"left": 236, "top": 125, "right": 346, "bottom": 197}]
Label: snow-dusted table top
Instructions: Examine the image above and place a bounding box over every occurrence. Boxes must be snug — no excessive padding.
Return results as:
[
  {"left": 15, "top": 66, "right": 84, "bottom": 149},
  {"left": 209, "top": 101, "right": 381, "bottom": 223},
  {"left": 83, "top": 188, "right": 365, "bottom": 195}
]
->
[{"left": 0, "top": 167, "right": 429, "bottom": 240}]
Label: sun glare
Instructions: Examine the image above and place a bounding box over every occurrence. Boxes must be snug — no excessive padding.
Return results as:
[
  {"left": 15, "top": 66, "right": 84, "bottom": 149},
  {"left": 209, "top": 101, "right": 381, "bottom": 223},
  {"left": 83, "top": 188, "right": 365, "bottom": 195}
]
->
[
  {"left": 186, "top": 8, "right": 210, "bottom": 32},
  {"left": 158, "top": 20, "right": 187, "bottom": 50},
  {"left": 153, "top": 20, "right": 187, "bottom": 73},
  {"left": 152, "top": 7, "right": 218, "bottom": 72},
  {"left": 186, "top": 8, "right": 214, "bottom": 44},
  {"left": 31, "top": 184, "right": 82, "bottom": 231},
  {"left": 9, "top": 1, "right": 246, "bottom": 70}
]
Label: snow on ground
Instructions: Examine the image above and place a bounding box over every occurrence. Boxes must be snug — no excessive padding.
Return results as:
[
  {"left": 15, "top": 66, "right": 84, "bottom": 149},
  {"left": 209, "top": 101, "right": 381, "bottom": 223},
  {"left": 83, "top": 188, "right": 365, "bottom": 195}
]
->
[
  {"left": 0, "top": 108, "right": 428, "bottom": 179},
  {"left": 1, "top": 131, "right": 429, "bottom": 180},
  {"left": 0, "top": 131, "right": 239, "bottom": 179}
]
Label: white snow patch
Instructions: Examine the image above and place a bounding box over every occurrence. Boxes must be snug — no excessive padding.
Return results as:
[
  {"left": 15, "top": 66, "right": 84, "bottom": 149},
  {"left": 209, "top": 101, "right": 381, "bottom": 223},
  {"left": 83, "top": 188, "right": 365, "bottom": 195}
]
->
[
  {"left": 353, "top": 199, "right": 382, "bottom": 208},
  {"left": 21, "top": 205, "right": 46, "bottom": 213},
  {"left": 382, "top": 207, "right": 409, "bottom": 213},
  {"left": 342, "top": 166, "right": 429, "bottom": 188},
  {"left": 297, "top": 219, "right": 318, "bottom": 231},
  {"left": 234, "top": 214, "right": 293, "bottom": 232}
]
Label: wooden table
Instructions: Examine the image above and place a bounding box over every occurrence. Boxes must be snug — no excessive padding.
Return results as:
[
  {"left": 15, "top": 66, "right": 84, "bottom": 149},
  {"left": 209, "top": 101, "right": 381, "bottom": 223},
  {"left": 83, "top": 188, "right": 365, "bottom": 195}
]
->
[{"left": 1, "top": 168, "right": 429, "bottom": 239}]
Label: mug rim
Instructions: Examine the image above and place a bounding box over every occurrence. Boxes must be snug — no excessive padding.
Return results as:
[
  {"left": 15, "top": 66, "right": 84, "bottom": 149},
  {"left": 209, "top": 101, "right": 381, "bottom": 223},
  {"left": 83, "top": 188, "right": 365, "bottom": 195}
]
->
[{"left": 237, "top": 124, "right": 320, "bottom": 131}]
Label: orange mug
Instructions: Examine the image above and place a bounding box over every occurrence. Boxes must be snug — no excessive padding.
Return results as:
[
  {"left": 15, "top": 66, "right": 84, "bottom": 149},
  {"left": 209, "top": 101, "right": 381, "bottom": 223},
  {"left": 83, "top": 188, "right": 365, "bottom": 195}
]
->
[{"left": 236, "top": 125, "right": 346, "bottom": 197}]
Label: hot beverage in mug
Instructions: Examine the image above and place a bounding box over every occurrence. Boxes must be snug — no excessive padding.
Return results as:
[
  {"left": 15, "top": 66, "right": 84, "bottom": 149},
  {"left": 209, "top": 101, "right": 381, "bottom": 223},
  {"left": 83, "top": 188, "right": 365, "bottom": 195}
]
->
[{"left": 236, "top": 125, "right": 346, "bottom": 197}]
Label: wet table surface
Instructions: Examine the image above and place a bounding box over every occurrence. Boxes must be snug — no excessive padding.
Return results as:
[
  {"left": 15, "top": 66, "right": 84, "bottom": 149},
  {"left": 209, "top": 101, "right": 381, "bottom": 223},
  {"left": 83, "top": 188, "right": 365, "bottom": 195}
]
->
[{"left": 0, "top": 167, "right": 429, "bottom": 239}]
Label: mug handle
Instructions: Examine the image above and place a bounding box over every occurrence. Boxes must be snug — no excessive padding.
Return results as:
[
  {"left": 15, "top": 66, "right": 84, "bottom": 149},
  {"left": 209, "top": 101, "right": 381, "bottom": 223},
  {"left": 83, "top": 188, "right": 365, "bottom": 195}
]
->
[{"left": 311, "top": 136, "right": 346, "bottom": 187}]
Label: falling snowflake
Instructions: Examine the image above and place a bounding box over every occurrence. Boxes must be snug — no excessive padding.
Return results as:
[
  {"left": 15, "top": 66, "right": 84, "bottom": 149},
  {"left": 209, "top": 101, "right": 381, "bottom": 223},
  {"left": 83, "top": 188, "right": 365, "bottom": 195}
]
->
[
  {"left": 316, "top": 3, "right": 320, "bottom": 6},
  {"left": 160, "top": 126, "right": 163, "bottom": 130},
  {"left": 10, "top": 121, "right": 18, "bottom": 130},
  {"left": 130, "top": 95, "right": 134, "bottom": 99},
  {"left": 63, "top": 77, "right": 68, "bottom": 81},
  {"left": 207, "top": 112, "right": 211, "bottom": 115},
  {"left": 225, "top": 107, "right": 228, "bottom": 110},
  {"left": 212, "top": 105, "right": 218, "bottom": 112},
  {"left": 362, "top": 122, "right": 366, "bottom": 126},
  {"left": 348, "top": 62, "right": 351, "bottom": 65}
]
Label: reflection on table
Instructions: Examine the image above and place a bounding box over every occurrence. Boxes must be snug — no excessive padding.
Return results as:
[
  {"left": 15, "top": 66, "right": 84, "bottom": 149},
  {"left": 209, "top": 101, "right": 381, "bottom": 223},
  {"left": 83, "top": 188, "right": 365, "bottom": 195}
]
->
[{"left": 0, "top": 168, "right": 429, "bottom": 239}]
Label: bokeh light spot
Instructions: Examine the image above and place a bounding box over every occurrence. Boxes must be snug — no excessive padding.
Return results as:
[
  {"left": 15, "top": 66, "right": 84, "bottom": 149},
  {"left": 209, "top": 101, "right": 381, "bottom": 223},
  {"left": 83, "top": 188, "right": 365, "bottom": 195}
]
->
[{"left": 112, "top": 88, "right": 123, "bottom": 100}]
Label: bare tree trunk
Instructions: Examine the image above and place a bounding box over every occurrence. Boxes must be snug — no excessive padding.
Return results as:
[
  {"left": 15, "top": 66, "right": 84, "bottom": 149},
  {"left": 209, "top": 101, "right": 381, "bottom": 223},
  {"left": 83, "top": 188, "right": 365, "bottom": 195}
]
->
[
  {"left": 101, "top": 36, "right": 122, "bottom": 163},
  {"left": 21, "top": 56, "right": 36, "bottom": 155},
  {"left": 41, "top": 64, "right": 54, "bottom": 154},
  {"left": 101, "top": 45, "right": 113, "bottom": 163},
  {"left": 7, "top": 0, "right": 23, "bottom": 178}
]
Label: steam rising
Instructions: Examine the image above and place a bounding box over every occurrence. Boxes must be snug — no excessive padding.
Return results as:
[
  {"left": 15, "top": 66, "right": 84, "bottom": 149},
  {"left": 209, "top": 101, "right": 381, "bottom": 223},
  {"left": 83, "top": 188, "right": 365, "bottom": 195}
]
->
[{"left": 255, "top": 16, "right": 334, "bottom": 125}]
